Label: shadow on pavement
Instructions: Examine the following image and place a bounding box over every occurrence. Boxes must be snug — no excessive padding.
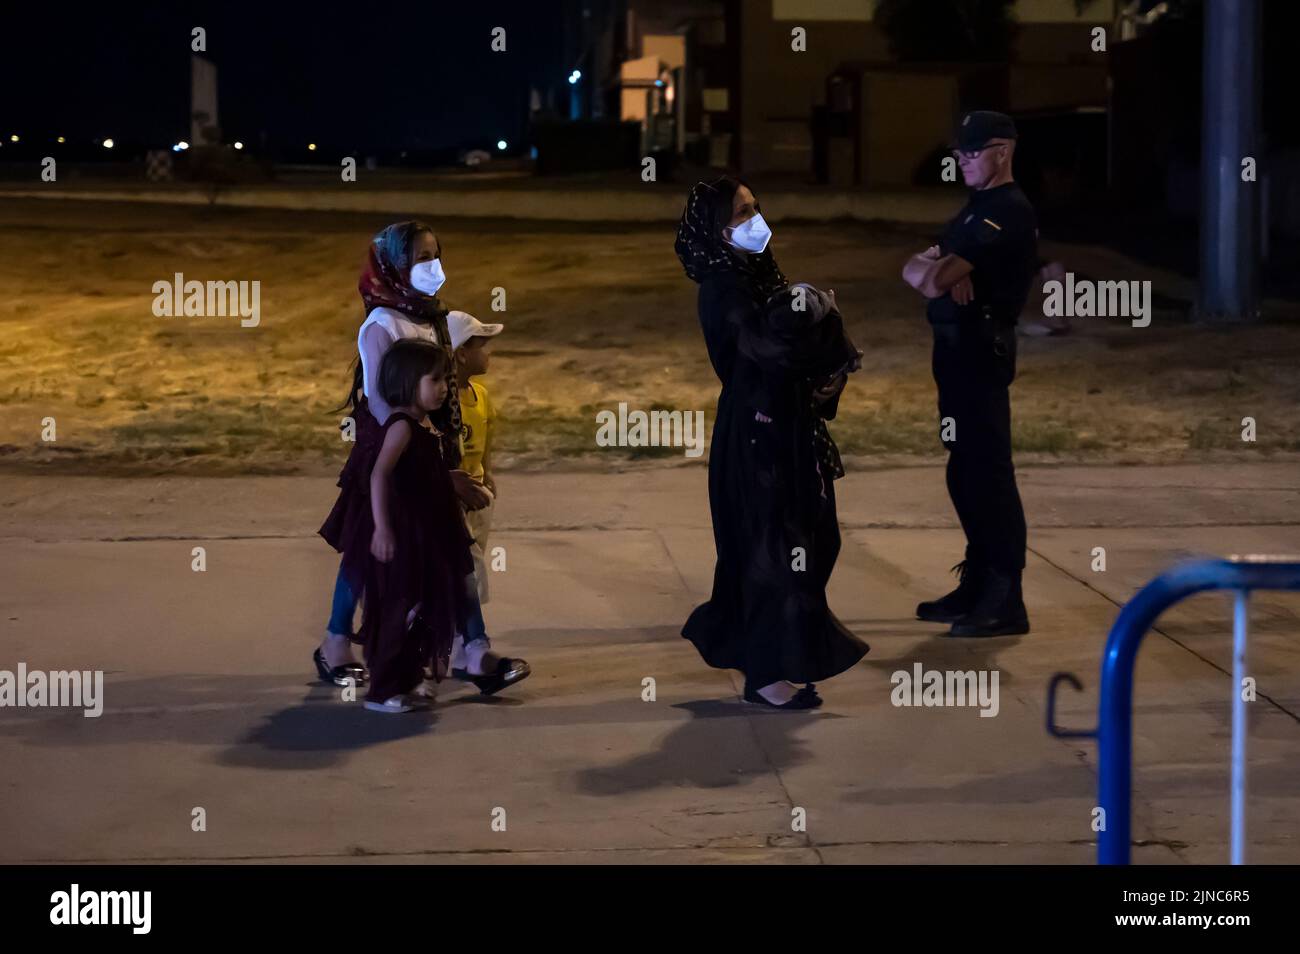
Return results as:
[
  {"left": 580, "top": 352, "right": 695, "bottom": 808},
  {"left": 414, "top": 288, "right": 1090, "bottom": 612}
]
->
[
  {"left": 573, "top": 698, "right": 825, "bottom": 797},
  {"left": 217, "top": 695, "right": 437, "bottom": 770},
  {"left": 860, "top": 630, "right": 1024, "bottom": 689},
  {"left": 0, "top": 673, "right": 440, "bottom": 770}
]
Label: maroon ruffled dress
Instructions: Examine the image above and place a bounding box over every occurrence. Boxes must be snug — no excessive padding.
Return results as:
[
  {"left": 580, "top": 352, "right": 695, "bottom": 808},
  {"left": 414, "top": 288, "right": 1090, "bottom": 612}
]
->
[{"left": 320, "top": 406, "right": 474, "bottom": 701}]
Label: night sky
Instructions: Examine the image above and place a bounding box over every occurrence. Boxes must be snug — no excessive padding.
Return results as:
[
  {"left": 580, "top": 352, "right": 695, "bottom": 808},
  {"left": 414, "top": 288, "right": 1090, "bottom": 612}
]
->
[{"left": 2, "top": 1, "right": 567, "bottom": 156}]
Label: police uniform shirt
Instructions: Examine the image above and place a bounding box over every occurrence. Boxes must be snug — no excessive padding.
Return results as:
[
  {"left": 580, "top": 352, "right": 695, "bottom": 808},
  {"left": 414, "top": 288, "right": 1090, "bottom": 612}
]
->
[{"left": 926, "top": 182, "right": 1038, "bottom": 326}]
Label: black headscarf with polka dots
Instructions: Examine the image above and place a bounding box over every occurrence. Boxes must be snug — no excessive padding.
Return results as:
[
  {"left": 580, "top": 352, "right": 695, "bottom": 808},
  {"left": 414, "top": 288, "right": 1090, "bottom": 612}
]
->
[{"left": 674, "top": 178, "right": 788, "bottom": 303}]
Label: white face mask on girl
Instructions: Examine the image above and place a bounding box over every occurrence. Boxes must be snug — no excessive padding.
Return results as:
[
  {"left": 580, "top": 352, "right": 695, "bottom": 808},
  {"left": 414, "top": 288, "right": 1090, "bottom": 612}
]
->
[
  {"left": 410, "top": 259, "right": 446, "bottom": 296},
  {"left": 725, "top": 213, "right": 772, "bottom": 253}
]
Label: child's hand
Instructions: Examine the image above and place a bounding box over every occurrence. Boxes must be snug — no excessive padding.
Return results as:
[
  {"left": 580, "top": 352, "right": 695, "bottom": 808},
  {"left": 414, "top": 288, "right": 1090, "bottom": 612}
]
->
[{"left": 371, "top": 526, "right": 396, "bottom": 563}]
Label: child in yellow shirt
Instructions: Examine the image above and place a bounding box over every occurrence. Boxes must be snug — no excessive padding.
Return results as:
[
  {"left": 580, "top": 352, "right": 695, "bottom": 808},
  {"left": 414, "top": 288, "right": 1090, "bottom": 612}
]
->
[
  {"left": 448, "top": 312, "right": 502, "bottom": 602},
  {"left": 445, "top": 312, "right": 529, "bottom": 691}
]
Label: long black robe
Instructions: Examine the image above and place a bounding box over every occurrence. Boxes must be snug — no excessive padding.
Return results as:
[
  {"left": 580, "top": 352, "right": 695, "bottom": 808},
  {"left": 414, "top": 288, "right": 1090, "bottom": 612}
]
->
[{"left": 682, "top": 271, "right": 870, "bottom": 688}]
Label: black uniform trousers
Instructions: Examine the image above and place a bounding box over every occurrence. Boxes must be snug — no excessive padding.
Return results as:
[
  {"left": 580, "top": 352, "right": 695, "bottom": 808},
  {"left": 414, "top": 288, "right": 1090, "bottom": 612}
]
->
[{"left": 931, "top": 319, "right": 1026, "bottom": 573}]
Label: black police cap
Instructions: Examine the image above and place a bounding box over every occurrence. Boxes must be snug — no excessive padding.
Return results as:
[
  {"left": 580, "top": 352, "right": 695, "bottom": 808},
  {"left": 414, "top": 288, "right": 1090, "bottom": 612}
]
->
[{"left": 954, "top": 111, "right": 1017, "bottom": 151}]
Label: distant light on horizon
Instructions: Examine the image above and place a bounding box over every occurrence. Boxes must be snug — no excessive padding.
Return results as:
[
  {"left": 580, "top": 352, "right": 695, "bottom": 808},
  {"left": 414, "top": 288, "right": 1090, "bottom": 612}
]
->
[
  {"left": 568, "top": 70, "right": 581, "bottom": 84},
  {"left": 56, "top": 136, "right": 65, "bottom": 143},
  {"left": 8, "top": 135, "right": 17, "bottom": 143},
  {"left": 233, "top": 141, "right": 244, "bottom": 150},
  {"left": 173, "top": 141, "right": 190, "bottom": 152},
  {"left": 307, "top": 142, "right": 317, "bottom": 151},
  {"left": 497, "top": 139, "right": 507, "bottom": 150},
  {"left": 102, "top": 138, "right": 115, "bottom": 149}
]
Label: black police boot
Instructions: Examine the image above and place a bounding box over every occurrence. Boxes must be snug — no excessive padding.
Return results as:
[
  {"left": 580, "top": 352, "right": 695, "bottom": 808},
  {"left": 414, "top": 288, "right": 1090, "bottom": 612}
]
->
[
  {"left": 916, "top": 561, "right": 984, "bottom": 624},
  {"left": 948, "top": 567, "right": 1029, "bottom": 637}
]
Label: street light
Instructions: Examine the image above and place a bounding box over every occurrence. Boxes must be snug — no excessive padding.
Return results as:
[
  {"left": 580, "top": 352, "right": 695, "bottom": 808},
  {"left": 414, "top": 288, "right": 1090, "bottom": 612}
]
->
[
  {"left": 102, "top": 138, "right": 114, "bottom": 149},
  {"left": 308, "top": 143, "right": 317, "bottom": 151},
  {"left": 8, "top": 135, "right": 17, "bottom": 143},
  {"left": 568, "top": 70, "right": 581, "bottom": 84},
  {"left": 233, "top": 141, "right": 244, "bottom": 150},
  {"left": 173, "top": 141, "right": 190, "bottom": 152},
  {"left": 56, "top": 136, "right": 65, "bottom": 144},
  {"left": 497, "top": 139, "right": 507, "bottom": 151}
]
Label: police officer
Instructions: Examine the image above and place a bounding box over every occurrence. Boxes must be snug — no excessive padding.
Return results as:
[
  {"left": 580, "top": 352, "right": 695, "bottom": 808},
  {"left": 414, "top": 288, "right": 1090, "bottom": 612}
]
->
[{"left": 902, "top": 110, "right": 1037, "bottom": 637}]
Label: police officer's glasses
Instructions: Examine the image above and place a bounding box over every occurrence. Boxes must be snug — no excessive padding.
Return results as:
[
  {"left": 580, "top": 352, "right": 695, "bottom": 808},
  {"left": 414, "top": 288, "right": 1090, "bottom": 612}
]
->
[{"left": 953, "top": 144, "right": 1005, "bottom": 161}]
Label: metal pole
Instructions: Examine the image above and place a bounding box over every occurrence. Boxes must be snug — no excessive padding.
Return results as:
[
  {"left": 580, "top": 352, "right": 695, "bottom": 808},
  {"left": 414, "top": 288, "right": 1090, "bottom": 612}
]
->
[
  {"left": 1098, "top": 609, "right": 1142, "bottom": 864},
  {"left": 1230, "top": 590, "right": 1249, "bottom": 864},
  {"left": 1198, "top": 0, "right": 1262, "bottom": 323}
]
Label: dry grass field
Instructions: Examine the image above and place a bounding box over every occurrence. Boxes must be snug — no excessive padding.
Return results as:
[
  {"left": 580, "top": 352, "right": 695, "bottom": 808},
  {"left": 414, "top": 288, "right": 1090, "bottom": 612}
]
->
[{"left": 1, "top": 198, "right": 1297, "bottom": 476}]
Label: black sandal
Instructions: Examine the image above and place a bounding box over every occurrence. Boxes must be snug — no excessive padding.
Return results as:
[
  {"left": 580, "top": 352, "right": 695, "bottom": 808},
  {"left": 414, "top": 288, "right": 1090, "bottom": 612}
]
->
[
  {"left": 459, "top": 656, "right": 531, "bottom": 696},
  {"left": 313, "top": 648, "right": 367, "bottom": 687}
]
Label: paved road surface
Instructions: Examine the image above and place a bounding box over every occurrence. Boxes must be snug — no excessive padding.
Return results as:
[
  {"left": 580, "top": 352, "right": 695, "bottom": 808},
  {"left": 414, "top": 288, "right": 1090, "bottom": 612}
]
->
[{"left": 2, "top": 463, "right": 1297, "bottom": 863}]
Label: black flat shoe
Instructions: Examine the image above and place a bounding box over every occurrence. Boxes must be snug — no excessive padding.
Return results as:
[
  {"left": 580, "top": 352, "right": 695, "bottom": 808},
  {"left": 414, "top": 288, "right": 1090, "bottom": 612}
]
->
[
  {"left": 742, "top": 685, "right": 821, "bottom": 710},
  {"left": 459, "top": 656, "right": 531, "bottom": 696},
  {"left": 313, "top": 647, "right": 367, "bottom": 687}
]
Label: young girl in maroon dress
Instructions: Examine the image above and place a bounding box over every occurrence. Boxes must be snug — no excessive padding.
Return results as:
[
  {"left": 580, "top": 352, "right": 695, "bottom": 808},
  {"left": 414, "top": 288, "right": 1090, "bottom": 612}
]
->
[{"left": 320, "top": 338, "right": 474, "bottom": 713}]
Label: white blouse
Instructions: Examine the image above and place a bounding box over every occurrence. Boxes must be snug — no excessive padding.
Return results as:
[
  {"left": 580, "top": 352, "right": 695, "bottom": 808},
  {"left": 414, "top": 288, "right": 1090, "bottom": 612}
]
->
[{"left": 357, "top": 307, "right": 468, "bottom": 425}]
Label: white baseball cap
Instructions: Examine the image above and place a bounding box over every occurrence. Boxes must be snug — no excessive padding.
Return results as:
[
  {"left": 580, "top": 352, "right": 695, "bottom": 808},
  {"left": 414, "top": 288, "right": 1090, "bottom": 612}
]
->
[{"left": 447, "top": 310, "right": 504, "bottom": 351}]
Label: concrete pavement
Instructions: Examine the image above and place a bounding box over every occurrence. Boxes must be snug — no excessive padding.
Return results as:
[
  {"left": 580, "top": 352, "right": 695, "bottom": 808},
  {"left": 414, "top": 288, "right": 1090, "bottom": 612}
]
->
[{"left": 1, "top": 463, "right": 1298, "bottom": 863}]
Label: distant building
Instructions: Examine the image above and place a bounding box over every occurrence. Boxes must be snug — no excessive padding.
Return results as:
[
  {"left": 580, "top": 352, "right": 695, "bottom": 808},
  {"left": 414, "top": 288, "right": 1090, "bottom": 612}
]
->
[
  {"left": 738, "top": 0, "right": 1113, "bottom": 184},
  {"left": 559, "top": 0, "right": 1116, "bottom": 185},
  {"left": 553, "top": 0, "right": 727, "bottom": 163}
]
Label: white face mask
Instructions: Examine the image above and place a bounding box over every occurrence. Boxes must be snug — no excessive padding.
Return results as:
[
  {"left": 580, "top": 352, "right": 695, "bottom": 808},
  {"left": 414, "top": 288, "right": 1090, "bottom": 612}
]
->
[
  {"left": 410, "top": 259, "right": 446, "bottom": 296},
  {"left": 725, "top": 213, "right": 772, "bottom": 253}
]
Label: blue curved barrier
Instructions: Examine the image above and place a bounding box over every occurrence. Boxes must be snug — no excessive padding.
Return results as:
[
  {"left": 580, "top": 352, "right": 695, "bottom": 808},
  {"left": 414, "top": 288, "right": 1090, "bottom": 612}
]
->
[{"left": 1046, "top": 556, "right": 1300, "bottom": 864}]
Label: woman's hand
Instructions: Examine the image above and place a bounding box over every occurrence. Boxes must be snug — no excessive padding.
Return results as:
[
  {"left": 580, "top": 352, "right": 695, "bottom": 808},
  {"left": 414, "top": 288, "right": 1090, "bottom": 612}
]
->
[
  {"left": 813, "top": 373, "right": 847, "bottom": 404},
  {"left": 371, "top": 525, "right": 396, "bottom": 563},
  {"left": 451, "top": 470, "right": 491, "bottom": 510}
]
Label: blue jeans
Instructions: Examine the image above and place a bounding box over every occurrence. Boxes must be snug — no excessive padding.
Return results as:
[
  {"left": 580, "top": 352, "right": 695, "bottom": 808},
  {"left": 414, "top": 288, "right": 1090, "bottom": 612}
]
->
[
  {"left": 327, "top": 562, "right": 357, "bottom": 636},
  {"left": 327, "top": 560, "right": 488, "bottom": 644},
  {"left": 461, "top": 571, "right": 489, "bottom": 644}
]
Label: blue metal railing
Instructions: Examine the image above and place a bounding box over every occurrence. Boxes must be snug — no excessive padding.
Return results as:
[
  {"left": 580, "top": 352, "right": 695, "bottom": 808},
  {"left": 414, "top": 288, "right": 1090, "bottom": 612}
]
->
[{"left": 1046, "top": 556, "right": 1300, "bottom": 865}]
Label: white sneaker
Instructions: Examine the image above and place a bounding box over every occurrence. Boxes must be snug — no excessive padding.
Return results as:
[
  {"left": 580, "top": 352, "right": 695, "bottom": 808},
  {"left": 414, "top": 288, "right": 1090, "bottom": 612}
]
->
[
  {"left": 363, "top": 693, "right": 430, "bottom": 714},
  {"left": 411, "top": 679, "right": 438, "bottom": 701}
]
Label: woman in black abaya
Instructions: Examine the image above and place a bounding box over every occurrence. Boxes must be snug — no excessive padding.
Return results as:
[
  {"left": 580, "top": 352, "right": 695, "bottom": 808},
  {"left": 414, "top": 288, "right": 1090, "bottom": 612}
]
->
[{"left": 675, "top": 177, "right": 869, "bottom": 709}]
